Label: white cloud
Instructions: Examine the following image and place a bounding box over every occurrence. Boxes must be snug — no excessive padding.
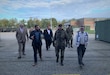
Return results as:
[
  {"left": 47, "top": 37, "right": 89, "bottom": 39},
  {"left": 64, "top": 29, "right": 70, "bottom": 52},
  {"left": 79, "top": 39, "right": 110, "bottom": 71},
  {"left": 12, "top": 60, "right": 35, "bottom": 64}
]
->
[
  {"left": 1, "top": 0, "right": 109, "bottom": 11},
  {"left": 0, "top": 0, "right": 110, "bottom": 20},
  {"left": 51, "top": 0, "right": 110, "bottom": 18},
  {"left": 0, "top": 0, "right": 77, "bottom": 9}
]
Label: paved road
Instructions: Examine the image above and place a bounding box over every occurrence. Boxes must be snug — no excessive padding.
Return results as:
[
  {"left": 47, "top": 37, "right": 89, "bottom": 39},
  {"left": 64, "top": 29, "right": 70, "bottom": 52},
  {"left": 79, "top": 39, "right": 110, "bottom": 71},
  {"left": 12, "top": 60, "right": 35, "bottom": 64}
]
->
[{"left": 0, "top": 32, "right": 110, "bottom": 75}]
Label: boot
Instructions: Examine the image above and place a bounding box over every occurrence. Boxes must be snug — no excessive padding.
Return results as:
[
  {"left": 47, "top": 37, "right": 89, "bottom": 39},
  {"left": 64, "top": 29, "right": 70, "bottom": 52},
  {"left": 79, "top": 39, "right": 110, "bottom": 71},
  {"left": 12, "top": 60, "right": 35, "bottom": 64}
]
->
[
  {"left": 60, "top": 59, "right": 64, "bottom": 66},
  {"left": 56, "top": 56, "right": 59, "bottom": 63},
  {"left": 60, "top": 56, "right": 64, "bottom": 66}
]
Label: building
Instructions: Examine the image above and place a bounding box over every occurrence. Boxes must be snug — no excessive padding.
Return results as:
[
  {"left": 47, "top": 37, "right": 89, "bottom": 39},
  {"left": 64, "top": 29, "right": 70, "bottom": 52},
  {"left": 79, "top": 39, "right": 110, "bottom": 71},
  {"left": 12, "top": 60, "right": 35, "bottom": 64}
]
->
[
  {"left": 77, "top": 18, "right": 95, "bottom": 30},
  {"left": 70, "top": 20, "right": 77, "bottom": 26},
  {"left": 64, "top": 22, "right": 70, "bottom": 28},
  {"left": 70, "top": 18, "right": 110, "bottom": 30}
]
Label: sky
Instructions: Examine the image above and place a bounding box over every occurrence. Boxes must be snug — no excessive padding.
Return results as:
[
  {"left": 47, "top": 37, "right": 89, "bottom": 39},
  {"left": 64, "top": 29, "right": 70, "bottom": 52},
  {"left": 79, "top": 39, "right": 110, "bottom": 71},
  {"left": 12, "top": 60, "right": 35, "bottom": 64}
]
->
[{"left": 0, "top": 0, "right": 110, "bottom": 21}]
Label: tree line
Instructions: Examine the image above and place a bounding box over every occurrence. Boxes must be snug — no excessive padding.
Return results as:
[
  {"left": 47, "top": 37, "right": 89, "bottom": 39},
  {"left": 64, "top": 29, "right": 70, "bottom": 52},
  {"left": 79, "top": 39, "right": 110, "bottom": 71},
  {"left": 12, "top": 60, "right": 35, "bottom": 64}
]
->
[{"left": 0, "top": 17, "right": 68, "bottom": 28}]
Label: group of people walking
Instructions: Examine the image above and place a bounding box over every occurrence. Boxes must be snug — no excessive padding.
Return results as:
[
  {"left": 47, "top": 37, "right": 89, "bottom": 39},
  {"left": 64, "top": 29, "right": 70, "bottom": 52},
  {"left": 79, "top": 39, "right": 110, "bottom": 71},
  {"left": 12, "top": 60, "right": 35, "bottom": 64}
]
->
[{"left": 16, "top": 23, "right": 88, "bottom": 68}]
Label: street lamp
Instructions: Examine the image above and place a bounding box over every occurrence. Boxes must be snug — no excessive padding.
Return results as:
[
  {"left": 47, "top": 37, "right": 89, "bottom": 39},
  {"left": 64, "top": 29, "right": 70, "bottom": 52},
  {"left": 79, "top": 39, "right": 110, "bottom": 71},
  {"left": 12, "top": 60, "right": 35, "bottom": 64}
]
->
[
  {"left": 50, "top": 3, "right": 52, "bottom": 29},
  {"left": 50, "top": 18, "right": 52, "bottom": 29}
]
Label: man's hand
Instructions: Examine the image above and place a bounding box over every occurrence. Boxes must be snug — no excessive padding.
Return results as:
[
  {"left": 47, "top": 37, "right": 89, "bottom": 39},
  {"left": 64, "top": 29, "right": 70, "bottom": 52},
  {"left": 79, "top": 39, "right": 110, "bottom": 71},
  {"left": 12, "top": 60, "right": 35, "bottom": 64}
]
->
[
  {"left": 85, "top": 42, "right": 88, "bottom": 48},
  {"left": 31, "top": 36, "right": 34, "bottom": 40}
]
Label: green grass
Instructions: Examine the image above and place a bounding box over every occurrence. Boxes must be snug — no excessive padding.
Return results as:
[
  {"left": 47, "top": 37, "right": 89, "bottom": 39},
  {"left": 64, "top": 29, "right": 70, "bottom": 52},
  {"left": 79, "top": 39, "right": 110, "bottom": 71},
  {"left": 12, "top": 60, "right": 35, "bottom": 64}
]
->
[{"left": 85, "top": 30, "right": 95, "bottom": 34}]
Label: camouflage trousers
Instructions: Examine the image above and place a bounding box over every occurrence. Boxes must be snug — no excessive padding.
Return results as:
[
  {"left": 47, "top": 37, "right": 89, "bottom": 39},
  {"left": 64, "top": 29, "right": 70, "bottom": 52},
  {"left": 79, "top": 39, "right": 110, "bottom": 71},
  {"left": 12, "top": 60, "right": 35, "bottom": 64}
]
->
[{"left": 55, "top": 46, "right": 65, "bottom": 62}]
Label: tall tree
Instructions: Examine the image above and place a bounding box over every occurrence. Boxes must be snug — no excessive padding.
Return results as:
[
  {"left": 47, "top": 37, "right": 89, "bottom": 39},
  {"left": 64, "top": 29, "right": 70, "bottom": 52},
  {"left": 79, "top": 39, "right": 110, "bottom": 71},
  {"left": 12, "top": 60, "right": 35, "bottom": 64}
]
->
[
  {"left": 33, "top": 18, "right": 41, "bottom": 27},
  {"left": 41, "top": 19, "right": 50, "bottom": 28},
  {"left": 0, "top": 20, "right": 3, "bottom": 27},
  {"left": 19, "top": 19, "right": 26, "bottom": 25},
  {"left": 71, "top": 18, "right": 76, "bottom": 21},
  {"left": 0, "top": 19, "right": 9, "bottom": 27},
  {"left": 61, "top": 19, "right": 66, "bottom": 25},
  {"left": 57, "top": 21, "right": 62, "bottom": 25},
  {"left": 9, "top": 18, "right": 18, "bottom": 27},
  {"left": 27, "top": 18, "right": 34, "bottom": 28},
  {"left": 51, "top": 18, "right": 57, "bottom": 27}
]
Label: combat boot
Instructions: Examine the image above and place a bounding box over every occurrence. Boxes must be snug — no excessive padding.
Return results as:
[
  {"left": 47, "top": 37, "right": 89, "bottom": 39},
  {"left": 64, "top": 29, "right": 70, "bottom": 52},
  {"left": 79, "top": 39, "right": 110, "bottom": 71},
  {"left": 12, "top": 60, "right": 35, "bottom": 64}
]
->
[
  {"left": 60, "top": 59, "right": 64, "bottom": 66},
  {"left": 56, "top": 56, "right": 59, "bottom": 63},
  {"left": 60, "top": 56, "right": 64, "bottom": 66}
]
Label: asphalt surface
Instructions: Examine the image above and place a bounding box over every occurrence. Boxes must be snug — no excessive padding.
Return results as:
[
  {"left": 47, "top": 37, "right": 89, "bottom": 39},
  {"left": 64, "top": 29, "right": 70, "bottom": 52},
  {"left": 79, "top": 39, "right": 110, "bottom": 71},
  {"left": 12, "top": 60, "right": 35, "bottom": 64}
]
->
[{"left": 0, "top": 32, "right": 110, "bottom": 75}]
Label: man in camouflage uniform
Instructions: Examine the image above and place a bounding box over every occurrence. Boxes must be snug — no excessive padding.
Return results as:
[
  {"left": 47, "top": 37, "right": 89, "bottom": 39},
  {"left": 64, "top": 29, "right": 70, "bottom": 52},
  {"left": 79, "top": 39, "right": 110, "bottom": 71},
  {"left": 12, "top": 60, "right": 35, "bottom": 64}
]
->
[
  {"left": 66, "top": 25, "right": 73, "bottom": 48},
  {"left": 53, "top": 24, "right": 68, "bottom": 66}
]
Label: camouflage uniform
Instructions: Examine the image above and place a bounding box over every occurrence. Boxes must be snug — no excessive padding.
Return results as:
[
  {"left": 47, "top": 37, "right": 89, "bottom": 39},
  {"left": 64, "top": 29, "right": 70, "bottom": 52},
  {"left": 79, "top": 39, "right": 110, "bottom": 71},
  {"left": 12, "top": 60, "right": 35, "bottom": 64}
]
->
[
  {"left": 66, "top": 25, "right": 73, "bottom": 48},
  {"left": 53, "top": 28, "right": 68, "bottom": 66}
]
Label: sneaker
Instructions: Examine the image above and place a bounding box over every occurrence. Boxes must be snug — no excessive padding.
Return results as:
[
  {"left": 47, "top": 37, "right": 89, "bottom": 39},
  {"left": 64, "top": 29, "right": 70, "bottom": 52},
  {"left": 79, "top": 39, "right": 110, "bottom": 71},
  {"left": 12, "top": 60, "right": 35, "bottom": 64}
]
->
[{"left": 32, "top": 63, "right": 37, "bottom": 66}]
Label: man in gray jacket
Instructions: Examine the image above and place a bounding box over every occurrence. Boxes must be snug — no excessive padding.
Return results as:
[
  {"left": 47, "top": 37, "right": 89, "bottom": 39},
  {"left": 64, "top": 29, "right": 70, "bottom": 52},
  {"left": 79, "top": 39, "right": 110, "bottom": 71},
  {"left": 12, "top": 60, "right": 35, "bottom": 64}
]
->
[{"left": 16, "top": 24, "right": 28, "bottom": 59}]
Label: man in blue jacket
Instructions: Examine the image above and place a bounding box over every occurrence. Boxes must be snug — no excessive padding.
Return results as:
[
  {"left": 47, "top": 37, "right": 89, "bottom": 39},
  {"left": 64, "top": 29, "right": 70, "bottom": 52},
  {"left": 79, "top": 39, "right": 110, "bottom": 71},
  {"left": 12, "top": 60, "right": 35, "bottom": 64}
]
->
[
  {"left": 43, "top": 25, "right": 53, "bottom": 50},
  {"left": 30, "top": 25, "right": 42, "bottom": 66}
]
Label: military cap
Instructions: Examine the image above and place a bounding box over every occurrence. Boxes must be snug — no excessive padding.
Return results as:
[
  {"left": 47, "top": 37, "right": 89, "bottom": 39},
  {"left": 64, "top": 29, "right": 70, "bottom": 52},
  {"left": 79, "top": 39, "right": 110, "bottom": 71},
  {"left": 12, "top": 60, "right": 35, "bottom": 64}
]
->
[{"left": 58, "top": 24, "right": 62, "bottom": 27}]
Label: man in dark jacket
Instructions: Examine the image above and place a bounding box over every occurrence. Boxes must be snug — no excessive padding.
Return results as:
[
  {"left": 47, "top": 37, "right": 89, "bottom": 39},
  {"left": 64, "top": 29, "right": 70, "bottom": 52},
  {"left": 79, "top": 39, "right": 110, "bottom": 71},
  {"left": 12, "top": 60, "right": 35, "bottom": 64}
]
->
[
  {"left": 44, "top": 25, "right": 53, "bottom": 50},
  {"left": 30, "top": 25, "right": 42, "bottom": 66}
]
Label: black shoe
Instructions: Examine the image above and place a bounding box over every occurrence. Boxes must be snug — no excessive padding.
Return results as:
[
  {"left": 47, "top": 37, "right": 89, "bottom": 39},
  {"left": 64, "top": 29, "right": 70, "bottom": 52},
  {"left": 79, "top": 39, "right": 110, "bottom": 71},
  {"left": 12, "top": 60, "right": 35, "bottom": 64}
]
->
[
  {"left": 46, "top": 48, "right": 48, "bottom": 51},
  {"left": 18, "top": 56, "right": 21, "bottom": 59},
  {"left": 40, "top": 58, "right": 43, "bottom": 61},
  {"left": 68, "top": 46, "right": 70, "bottom": 48},
  {"left": 79, "top": 64, "right": 83, "bottom": 69},
  {"left": 71, "top": 46, "right": 73, "bottom": 48},
  {"left": 23, "top": 53, "right": 26, "bottom": 55},
  {"left": 60, "top": 60, "right": 64, "bottom": 66},
  {"left": 48, "top": 46, "right": 50, "bottom": 48},
  {"left": 56, "top": 58, "right": 59, "bottom": 63},
  {"left": 61, "top": 63, "right": 64, "bottom": 66},
  {"left": 82, "top": 63, "right": 85, "bottom": 66}
]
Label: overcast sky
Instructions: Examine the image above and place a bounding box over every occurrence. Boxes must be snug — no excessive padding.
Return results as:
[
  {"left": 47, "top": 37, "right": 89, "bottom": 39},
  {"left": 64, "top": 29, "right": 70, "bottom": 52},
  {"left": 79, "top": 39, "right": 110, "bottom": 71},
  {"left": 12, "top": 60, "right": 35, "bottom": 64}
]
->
[{"left": 0, "top": 0, "right": 110, "bottom": 21}]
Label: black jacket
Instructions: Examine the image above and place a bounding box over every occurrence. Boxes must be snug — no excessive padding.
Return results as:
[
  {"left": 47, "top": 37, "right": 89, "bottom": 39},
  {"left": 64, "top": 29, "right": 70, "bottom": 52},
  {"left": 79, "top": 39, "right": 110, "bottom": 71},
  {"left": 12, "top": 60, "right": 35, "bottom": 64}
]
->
[
  {"left": 30, "top": 29, "right": 42, "bottom": 47},
  {"left": 43, "top": 29, "right": 53, "bottom": 40}
]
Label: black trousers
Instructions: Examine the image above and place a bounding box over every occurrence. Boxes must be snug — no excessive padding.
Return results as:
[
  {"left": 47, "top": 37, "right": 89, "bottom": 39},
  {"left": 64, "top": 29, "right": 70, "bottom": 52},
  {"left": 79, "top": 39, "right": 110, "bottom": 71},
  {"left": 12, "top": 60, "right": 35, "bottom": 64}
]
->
[
  {"left": 45, "top": 39, "right": 52, "bottom": 50},
  {"left": 32, "top": 45, "right": 42, "bottom": 63},
  {"left": 22, "top": 42, "right": 25, "bottom": 53},
  {"left": 77, "top": 44, "right": 86, "bottom": 65}
]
